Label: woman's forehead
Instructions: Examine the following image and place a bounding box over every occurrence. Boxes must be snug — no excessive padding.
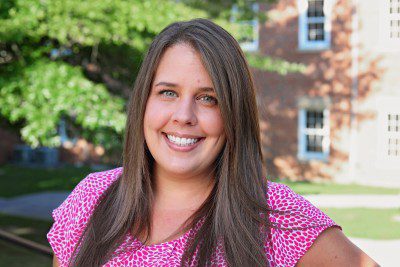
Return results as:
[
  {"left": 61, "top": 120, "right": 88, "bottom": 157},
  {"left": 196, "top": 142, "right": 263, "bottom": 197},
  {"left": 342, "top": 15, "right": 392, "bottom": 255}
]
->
[{"left": 152, "top": 44, "right": 214, "bottom": 89}]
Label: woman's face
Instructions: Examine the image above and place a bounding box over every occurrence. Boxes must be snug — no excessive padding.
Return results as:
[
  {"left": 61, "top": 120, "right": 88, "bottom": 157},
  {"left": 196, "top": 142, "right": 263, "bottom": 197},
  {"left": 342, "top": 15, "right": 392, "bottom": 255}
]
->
[{"left": 143, "top": 43, "right": 226, "bottom": 180}]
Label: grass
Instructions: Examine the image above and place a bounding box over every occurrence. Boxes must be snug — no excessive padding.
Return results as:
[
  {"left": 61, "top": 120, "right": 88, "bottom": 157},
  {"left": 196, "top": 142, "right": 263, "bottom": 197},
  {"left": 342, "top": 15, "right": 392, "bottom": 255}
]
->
[
  {"left": 280, "top": 180, "right": 400, "bottom": 195},
  {"left": 0, "top": 164, "right": 94, "bottom": 198},
  {"left": 0, "top": 213, "right": 53, "bottom": 266},
  {"left": 322, "top": 208, "right": 400, "bottom": 240}
]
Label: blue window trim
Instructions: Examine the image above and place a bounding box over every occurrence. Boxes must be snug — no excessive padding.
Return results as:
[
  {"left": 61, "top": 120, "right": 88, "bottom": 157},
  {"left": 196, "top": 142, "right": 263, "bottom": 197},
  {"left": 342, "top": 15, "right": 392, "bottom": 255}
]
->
[
  {"left": 297, "top": 0, "right": 335, "bottom": 51},
  {"left": 231, "top": 3, "right": 259, "bottom": 52},
  {"left": 297, "top": 108, "right": 330, "bottom": 161}
]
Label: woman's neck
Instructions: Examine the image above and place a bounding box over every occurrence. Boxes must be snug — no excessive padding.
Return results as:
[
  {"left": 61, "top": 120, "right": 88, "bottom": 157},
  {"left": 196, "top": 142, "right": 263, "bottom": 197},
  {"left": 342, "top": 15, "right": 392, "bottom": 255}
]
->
[
  {"left": 137, "top": 167, "right": 214, "bottom": 245},
  {"left": 152, "top": 167, "right": 214, "bottom": 211}
]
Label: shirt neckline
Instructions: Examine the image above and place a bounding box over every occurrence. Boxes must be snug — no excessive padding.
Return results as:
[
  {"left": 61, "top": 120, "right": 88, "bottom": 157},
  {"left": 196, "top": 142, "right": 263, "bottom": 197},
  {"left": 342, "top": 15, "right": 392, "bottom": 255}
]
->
[{"left": 127, "top": 227, "right": 193, "bottom": 250}]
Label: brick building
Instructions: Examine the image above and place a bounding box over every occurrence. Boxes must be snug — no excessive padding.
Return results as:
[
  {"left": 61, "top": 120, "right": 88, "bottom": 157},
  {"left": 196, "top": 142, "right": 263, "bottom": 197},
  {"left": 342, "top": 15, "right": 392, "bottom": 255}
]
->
[{"left": 244, "top": 0, "right": 400, "bottom": 186}]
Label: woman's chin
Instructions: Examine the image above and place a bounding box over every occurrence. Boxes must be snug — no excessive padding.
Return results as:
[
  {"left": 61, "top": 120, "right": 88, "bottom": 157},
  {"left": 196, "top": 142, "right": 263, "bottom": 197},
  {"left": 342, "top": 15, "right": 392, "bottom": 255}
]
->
[
  {"left": 165, "top": 167, "right": 198, "bottom": 177},
  {"left": 156, "top": 162, "right": 205, "bottom": 179}
]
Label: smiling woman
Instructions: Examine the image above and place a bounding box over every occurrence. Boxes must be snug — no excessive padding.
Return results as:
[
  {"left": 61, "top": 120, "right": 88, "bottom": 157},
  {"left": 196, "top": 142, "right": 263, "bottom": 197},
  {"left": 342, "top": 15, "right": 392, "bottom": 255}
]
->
[
  {"left": 47, "top": 19, "right": 379, "bottom": 267},
  {"left": 144, "top": 44, "right": 226, "bottom": 181}
]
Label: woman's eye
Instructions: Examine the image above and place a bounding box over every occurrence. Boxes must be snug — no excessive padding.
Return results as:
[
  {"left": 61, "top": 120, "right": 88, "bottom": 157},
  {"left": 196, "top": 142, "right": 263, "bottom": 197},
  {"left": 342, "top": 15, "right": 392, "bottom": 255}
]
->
[
  {"left": 199, "top": 95, "right": 218, "bottom": 105},
  {"left": 159, "top": 90, "right": 177, "bottom": 98}
]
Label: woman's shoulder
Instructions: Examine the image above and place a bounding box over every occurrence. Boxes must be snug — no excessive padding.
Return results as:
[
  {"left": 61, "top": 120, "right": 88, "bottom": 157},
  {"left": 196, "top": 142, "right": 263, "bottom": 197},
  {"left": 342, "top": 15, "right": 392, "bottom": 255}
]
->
[
  {"left": 51, "top": 167, "right": 123, "bottom": 220},
  {"left": 79, "top": 166, "right": 123, "bottom": 191},
  {"left": 266, "top": 180, "right": 338, "bottom": 230},
  {"left": 76, "top": 166, "right": 123, "bottom": 195},
  {"left": 265, "top": 181, "right": 341, "bottom": 266},
  {"left": 266, "top": 181, "right": 302, "bottom": 211},
  {"left": 267, "top": 180, "right": 324, "bottom": 216},
  {"left": 47, "top": 167, "right": 123, "bottom": 266}
]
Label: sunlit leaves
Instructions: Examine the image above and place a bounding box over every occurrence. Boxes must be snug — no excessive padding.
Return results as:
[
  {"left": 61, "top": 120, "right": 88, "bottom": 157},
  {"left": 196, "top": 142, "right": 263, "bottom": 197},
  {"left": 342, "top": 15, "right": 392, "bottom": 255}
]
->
[
  {"left": 0, "top": 59, "right": 126, "bottom": 148},
  {"left": 246, "top": 53, "right": 306, "bottom": 75}
]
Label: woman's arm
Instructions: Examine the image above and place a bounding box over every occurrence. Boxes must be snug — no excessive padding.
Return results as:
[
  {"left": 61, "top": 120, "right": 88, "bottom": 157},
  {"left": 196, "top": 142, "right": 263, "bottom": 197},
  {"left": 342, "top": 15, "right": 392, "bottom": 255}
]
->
[
  {"left": 296, "top": 227, "right": 380, "bottom": 266},
  {"left": 53, "top": 255, "right": 60, "bottom": 267}
]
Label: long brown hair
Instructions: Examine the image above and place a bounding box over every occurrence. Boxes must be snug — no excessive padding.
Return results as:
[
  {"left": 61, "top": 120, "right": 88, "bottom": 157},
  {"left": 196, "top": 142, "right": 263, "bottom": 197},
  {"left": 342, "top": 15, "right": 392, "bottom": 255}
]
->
[{"left": 70, "top": 18, "right": 271, "bottom": 266}]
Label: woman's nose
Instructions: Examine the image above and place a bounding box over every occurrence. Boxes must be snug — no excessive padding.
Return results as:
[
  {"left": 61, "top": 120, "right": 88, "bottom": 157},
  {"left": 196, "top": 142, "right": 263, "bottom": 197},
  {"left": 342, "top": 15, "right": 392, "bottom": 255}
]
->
[{"left": 171, "top": 98, "right": 198, "bottom": 126}]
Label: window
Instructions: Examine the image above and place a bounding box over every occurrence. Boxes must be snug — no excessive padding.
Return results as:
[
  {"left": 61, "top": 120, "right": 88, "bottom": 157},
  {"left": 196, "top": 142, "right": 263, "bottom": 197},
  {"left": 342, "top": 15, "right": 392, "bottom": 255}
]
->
[
  {"left": 376, "top": 97, "right": 400, "bottom": 168},
  {"left": 298, "top": 0, "right": 334, "bottom": 50},
  {"left": 388, "top": 137, "right": 400, "bottom": 156},
  {"left": 379, "top": 0, "right": 400, "bottom": 50},
  {"left": 390, "top": 0, "right": 400, "bottom": 39},
  {"left": 386, "top": 114, "right": 400, "bottom": 157},
  {"left": 58, "top": 117, "right": 77, "bottom": 147},
  {"left": 231, "top": 3, "right": 259, "bottom": 52},
  {"left": 388, "top": 114, "right": 400, "bottom": 132},
  {"left": 390, "top": 19, "right": 400, "bottom": 39},
  {"left": 298, "top": 108, "right": 330, "bottom": 161}
]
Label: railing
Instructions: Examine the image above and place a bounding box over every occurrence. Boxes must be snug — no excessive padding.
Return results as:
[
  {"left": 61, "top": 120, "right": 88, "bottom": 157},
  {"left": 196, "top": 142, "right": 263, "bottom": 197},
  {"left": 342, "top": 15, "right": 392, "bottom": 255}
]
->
[{"left": 0, "top": 228, "right": 53, "bottom": 257}]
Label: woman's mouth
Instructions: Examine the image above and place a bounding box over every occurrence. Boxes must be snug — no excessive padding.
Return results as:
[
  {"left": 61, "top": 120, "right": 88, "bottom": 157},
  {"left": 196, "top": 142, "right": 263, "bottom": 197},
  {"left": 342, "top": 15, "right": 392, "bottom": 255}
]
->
[
  {"left": 162, "top": 132, "right": 204, "bottom": 152},
  {"left": 166, "top": 134, "right": 200, "bottom": 146}
]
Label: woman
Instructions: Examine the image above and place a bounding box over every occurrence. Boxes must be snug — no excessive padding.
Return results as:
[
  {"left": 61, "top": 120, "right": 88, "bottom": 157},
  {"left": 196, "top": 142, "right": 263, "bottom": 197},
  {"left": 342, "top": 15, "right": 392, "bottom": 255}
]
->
[{"left": 47, "top": 18, "right": 378, "bottom": 266}]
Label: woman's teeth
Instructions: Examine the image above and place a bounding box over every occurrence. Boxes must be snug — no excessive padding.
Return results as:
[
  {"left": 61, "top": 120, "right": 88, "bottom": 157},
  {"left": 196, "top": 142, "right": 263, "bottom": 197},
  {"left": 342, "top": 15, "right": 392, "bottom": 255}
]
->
[{"left": 166, "top": 134, "right": 200, "bottom": 146}]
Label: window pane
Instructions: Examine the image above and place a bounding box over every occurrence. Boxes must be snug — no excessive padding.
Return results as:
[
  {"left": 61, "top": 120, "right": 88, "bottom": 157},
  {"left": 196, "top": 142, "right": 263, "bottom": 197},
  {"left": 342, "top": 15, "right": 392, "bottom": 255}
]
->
[
  {"left": 390, "top": 0, "right": 400, "bottom": 14},
  {"left": 306, "top": 110, "right": 324, "bottom": 129},
  {"left": 390, "top": 20, "right": 400, "bottom": 39},
  {"left": 388, "top": 138, "right": 400, "bottom": 156},
  {"left": 308, "top": 23, "right": 325, "bottom": 41},
  {"left": 306, "top": 134, "right": 324, "bottom": 152},
  {"left": 388, "top": 113, "right": 400, "bottom": 132},
  {"left": 316, "top": 111, "right": 324, "bottom": 128},
  {"left": 306, "top": 111, "right": 315, "bottom": 128},
  {"left": 307, "top": 0, "right": 325, "bottom": 18}
]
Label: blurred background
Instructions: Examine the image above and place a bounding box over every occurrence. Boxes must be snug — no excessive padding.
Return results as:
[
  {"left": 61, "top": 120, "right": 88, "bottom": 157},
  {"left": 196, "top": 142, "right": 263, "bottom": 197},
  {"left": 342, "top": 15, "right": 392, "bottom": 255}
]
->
[{"left": 0, "top": 0, "right": 399, "bottom": 266}]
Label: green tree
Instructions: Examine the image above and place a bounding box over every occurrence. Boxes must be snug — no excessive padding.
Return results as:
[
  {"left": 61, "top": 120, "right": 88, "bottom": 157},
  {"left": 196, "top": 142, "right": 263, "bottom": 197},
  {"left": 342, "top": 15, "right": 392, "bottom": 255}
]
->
[{"left": 0, "top": 0, "right": 303, "bottom": 157}]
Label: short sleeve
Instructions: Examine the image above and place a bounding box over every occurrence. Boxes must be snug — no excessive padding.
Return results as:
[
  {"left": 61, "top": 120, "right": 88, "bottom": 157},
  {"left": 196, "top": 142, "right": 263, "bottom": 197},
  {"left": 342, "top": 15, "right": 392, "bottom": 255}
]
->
[
  {"left": 46, "top": 167, "right": 122, "bottom": 267},
  {"left": 46, "top": 174, "right": 97, "bottom": 266},
  {"left": 265, "top": 182, "right": 341, "bottom": 267}
]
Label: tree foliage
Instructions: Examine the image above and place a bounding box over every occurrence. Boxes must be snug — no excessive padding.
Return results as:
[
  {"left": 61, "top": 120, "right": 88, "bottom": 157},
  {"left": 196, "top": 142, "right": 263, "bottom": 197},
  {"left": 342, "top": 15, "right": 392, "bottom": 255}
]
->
[{"left": 0, "top": 0, "right": 302, "bottom": 155}]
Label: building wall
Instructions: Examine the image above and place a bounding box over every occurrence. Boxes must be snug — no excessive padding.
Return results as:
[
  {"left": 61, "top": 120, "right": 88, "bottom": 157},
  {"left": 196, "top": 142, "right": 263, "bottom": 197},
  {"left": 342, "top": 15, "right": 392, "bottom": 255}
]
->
[
  {"left": 351, "top": 0, "right": 400, "bottom": 187},
  {"left": 255, "top": 0, "right": 400, "bottom": 186},
  {"left": 255, "top": 0, "right": 354, "bottom": 181}
]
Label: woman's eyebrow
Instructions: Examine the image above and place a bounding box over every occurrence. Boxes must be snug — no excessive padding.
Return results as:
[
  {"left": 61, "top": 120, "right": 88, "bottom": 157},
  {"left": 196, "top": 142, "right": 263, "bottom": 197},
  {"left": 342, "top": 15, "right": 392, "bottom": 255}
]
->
[
  {"left": 154, "top": 81, "right": 214, "bottom": 92},
  {"left": 198, "top": 87, "right": 215, "bottom": 93},
  {"left": 155, "top": 81, "right": 177, "bottom": 87}
]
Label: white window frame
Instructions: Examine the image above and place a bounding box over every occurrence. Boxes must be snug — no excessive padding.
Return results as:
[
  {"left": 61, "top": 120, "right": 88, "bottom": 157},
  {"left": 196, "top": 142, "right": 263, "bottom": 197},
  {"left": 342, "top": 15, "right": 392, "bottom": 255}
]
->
[
  {"left": 297, "top": 108, "right": 330, "bottom": 161},
  {"left": 376, "top": 96, "right": 400, "bottom": 169},
  {"left": 297, "top": 0, "right": 335, "bottom": 51},
  {"left": 231, "top": 3, "right": 259, "bottom": 52},
  {"left": 379, "top": 0, "right": 400, "bottom": 51}
]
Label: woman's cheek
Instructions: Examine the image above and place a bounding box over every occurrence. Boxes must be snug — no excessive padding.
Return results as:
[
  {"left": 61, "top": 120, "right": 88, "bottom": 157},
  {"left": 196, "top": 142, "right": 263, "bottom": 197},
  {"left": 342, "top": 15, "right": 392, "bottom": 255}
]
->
[
  {"left": 145, "top": 99, "right": 171, "bottom": 129},
  {"left": 200, "top": 109, "right": 224, "bottom": 136}
]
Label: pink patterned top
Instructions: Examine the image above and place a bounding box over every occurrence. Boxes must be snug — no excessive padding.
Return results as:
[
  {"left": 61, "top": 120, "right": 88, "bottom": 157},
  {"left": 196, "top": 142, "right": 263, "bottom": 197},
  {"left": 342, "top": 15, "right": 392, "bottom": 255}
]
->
[{"left": 47, "top": 167, "right": 340, "bottom": 267}]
